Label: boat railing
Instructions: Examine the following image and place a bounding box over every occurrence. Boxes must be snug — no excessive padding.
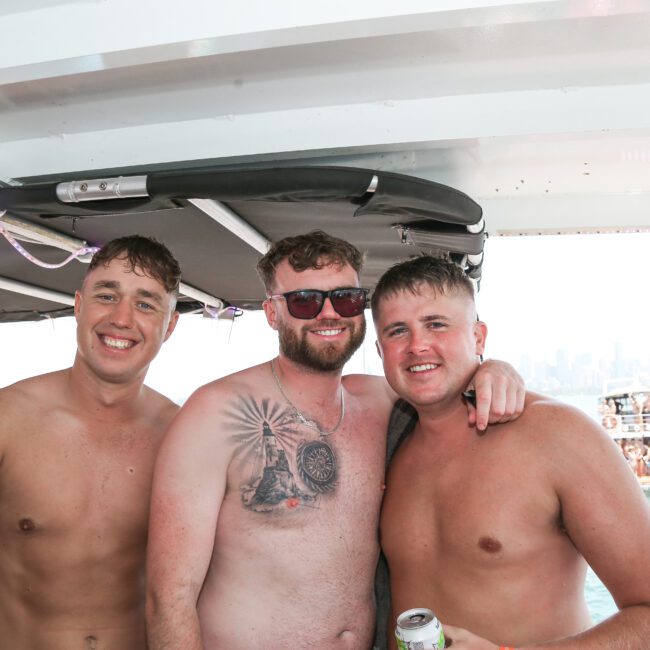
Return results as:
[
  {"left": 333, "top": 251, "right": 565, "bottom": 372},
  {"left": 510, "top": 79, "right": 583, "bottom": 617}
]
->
[{"left": 601, "top": 413, "right": 650, "bottom": 437}]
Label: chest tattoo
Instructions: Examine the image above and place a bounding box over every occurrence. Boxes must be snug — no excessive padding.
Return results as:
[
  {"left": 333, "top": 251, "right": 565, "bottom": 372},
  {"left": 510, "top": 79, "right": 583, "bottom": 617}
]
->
[{"left": 226, "top": 394, "right": 338, "bottom": 513}]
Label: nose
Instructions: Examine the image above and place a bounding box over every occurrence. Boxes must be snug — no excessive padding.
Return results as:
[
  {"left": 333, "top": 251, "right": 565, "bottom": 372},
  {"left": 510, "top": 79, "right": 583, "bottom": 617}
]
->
[
  {"left": 316, "top": 296, "right": 340, "bottom": 320},
  {"left": 407, "top": 328, "right": 431, "bottom": 354},
  {"left": 110, "top": 299, "right": 134, "bottom": 328}
]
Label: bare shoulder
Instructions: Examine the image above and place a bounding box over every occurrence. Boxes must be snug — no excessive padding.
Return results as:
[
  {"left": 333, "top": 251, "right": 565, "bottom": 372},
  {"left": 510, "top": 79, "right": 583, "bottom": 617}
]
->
[
  {"left": 517, "top": 391, "right": 625, "bottom": 476},
  {"left": 0, "top": 369, "right": 68, "bottom": 421},
  {"left": 343, "top": 372, "right": 394, "bottom": 405},
  {"left": 0, "top": 371, "right": 70, "bottom": 452},
  {"left": 523, "top": 391, "right": 604, "bottom": 438},
  {"left": 183, "top": 360, "right": 269, "bottom": 411},
  {"left": 162, "top": 361, "right": 270, "bottom": 445},
  {"left": 141, "top": 385, "right": 181, "bottom": 430}
]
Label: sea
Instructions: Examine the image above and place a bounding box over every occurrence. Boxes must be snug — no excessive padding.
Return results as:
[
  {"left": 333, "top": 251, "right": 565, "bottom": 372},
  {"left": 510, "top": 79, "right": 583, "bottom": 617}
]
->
[
  {"left": 557, "top": 394, "right": 649, "bottom": 623},
  {"left": 584, "top": 488, "right": 650, "bottom": 622}
]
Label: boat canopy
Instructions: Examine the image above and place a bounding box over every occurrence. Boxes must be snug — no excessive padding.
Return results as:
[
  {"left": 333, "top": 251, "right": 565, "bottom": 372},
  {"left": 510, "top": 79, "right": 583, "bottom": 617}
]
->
[{"left": 0, "top": 165, "right": 483, "bottom": 322}]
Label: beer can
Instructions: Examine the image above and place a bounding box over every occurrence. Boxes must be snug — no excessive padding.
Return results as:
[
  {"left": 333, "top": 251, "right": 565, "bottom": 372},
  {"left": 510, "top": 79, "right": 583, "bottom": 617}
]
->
[{"left": 395, "top": 608, "right": 445, "bottom": 650}]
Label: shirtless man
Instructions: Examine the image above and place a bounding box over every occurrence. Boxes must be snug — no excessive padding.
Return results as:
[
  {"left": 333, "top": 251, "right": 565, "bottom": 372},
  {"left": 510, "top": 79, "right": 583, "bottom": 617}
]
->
[
  {"left": 0, "top": 236, "right": 180, "bottom": 650},
  {"left": 374, "top": 255, "right": 650, "bottom": 649},
  {"left": 146, "top": 230, "right": 525, "bottom": 650}
]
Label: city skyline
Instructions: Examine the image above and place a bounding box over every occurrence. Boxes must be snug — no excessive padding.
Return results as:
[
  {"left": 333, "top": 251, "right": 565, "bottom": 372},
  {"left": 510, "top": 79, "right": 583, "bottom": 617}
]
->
[{"left": 518, "top": 343, "right": 650, "bottom": 395}]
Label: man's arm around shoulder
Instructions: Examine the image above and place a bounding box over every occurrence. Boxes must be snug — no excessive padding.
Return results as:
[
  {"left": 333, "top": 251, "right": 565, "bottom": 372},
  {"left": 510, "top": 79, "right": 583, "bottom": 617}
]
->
[{"left": 146, "top": 383, "right": 230, "bottom": 650}]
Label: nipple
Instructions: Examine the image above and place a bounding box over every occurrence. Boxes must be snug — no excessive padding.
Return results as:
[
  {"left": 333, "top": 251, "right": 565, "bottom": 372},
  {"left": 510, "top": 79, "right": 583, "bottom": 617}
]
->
[
  {"left": 478, "top": 536, "right": 502, "bottom": 553},
  {"left": 19, "top": 518, "right": 36, "bottom": 533}
]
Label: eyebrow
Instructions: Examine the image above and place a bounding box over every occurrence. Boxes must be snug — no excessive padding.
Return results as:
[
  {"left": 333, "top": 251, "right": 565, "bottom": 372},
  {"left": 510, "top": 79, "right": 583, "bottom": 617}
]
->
[
  {"left": 136, "top": 288, "right": 164, "bottom": 305},
  {"left": 381, "top": 314, "right": 449, "bottom": 335},
  {"left": 91, "top": 281, "right": 164, "bottom": 305},
  {"left": 91, "top": 280, "right": 120, "bottom": 291}
]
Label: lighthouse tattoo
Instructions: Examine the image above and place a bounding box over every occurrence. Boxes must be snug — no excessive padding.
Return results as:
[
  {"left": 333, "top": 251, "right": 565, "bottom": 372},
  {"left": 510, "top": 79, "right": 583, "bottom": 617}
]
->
[{"left": 226, "top": 394, "right": 338, "bottom": 513}]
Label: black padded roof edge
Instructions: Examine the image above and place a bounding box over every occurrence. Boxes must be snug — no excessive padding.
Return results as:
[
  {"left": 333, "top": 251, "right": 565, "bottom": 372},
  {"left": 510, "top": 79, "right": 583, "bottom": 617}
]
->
[
  {"left": 0, "top": 165, "right": 484, "bottom": 323},
  {"left": 0, "top": 166, "right": 481, "bottom": 226}
]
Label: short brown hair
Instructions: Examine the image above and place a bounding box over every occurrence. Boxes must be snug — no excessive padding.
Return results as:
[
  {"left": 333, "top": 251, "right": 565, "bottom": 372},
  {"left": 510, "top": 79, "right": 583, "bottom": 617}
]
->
[
  {"left": 256, "top": 230, "right": 364, "bottom": 291},
  {"left": 371, "top": 255, "right": 474, "bottom": 320},
  {"left": 88, "top": 235, "right": 181, "bottom": 296}
]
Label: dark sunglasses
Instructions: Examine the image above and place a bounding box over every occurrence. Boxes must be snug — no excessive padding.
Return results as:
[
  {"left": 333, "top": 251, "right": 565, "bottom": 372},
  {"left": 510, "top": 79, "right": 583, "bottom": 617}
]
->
[{"left": 268, "top": 287, "right": 369, "bottom": 319}]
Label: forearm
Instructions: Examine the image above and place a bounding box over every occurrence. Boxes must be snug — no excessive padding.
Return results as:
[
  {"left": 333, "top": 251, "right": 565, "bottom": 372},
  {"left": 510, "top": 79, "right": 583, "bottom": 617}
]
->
[
  {"left": 146, "top": 596, "right": 203, "bottom": 650},
  {"left": 525, "top": 604, "right": 650, "bottom": 650}
]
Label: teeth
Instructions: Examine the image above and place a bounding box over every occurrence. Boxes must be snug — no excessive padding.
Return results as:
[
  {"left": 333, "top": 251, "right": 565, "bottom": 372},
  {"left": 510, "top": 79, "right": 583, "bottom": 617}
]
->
[
  {"left": 408, "top": 363, "right": 438, "bottom": 373},
  {"left": 314, "top": 329, "right": 343, "bottom": 336},
  {"left": 102, "top": 335, "right": 134, "bottom": 349}
]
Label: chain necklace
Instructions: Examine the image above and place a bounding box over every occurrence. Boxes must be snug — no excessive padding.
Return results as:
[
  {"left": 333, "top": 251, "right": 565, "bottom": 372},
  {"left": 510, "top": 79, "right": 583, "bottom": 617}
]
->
[{"left": 270, "top": 359, "right": 345, "bottom": 437}]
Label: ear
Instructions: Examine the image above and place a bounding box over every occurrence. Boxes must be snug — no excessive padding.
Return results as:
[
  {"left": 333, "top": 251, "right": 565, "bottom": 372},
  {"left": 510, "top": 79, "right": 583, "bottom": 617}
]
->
[
  {"left": 74, "top": 290, "right": 82, "bottom": 320},
  {"left": 163, "top": 310, "right": 180, "bottom": 342},
  {"left": 263, "top": 298, "right": 279, "bottom": 331},
  {"left": 473, "top": 320, "right": 487, "bottom": 356},
  {"left": 375, "top": 339, "right": 383, "bottom": 359}
]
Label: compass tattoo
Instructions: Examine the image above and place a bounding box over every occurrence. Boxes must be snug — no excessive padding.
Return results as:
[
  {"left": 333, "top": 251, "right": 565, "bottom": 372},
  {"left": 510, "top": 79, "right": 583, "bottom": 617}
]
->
[{"left": 226, "top": 394, "right": 338, "bottom": 513}]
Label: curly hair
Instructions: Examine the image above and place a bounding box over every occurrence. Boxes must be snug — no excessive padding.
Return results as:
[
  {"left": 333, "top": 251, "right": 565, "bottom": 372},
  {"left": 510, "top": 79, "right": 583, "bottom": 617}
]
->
[{"left": 256, "top": 230, "right": 364, "bottom": 291}]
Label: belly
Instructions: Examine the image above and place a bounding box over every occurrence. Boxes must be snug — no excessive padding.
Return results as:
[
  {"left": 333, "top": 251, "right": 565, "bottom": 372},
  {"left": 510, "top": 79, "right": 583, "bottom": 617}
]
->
[
  {"left": 0, "top": 527, "right": 145, "bottom": 625},
  {"left": 391, "top": 551, "right": 592, "bottom": 647},
  {"left": 198, "top": 582, "right": 376, "bottom": 650},
  {"left": 199, "top": 500, "right": 380, "bottom": 649},
  {"left": 0, "top": 619, "right": 146, "bottom": 650}
]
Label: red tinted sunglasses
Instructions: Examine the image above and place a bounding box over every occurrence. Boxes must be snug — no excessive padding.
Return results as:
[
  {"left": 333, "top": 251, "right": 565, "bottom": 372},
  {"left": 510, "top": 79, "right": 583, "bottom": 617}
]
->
[{"left": 268, "top": 288, "right": 369, "bottom": 319}]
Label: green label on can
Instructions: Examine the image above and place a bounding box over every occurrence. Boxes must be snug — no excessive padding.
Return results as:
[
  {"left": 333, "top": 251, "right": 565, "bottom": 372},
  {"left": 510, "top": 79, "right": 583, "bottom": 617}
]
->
[{"left": 395, "top": 636, "right": 409, "bottom": 650}]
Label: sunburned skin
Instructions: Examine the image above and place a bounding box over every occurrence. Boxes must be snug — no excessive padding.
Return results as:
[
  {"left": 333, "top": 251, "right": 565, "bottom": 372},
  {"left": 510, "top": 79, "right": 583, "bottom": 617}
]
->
[
  {"left": 226, "top": 394, "right": 339, "bottom": 511},
  {"left": 194, "top": 380, "right": 387, "bottom": 647},
  {"left": 146, "top": 254, "right": 527, "bottom": 650},
  {"left": 147, "top": 364, "right": 394, "bottom": 649},
  {"left": 376, "top": 280, "right": 648, "bottom": 650}
]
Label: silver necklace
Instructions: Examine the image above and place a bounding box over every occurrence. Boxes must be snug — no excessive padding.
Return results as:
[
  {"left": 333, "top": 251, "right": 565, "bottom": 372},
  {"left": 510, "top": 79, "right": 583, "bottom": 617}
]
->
[{"left": 270, "top": 359, "right": 345, "bottom": 437}]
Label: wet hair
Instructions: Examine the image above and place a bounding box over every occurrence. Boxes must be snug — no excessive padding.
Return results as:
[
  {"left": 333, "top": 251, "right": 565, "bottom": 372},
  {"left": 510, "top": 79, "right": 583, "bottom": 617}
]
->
[
  {"left": 87, "top": 235, "right": 181, "bottom": 296},
  {"left": 371, "top": 255, "right": 474, "bottom": 320},
  {"left": 256, "top": 230, "right": 364, "bottom": 292}
]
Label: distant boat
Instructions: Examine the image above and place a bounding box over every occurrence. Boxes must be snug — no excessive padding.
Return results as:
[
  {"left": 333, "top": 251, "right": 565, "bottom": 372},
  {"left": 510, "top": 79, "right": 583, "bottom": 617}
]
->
[{"left": 598, "top": 379, "right": 650, "bottom": 489}]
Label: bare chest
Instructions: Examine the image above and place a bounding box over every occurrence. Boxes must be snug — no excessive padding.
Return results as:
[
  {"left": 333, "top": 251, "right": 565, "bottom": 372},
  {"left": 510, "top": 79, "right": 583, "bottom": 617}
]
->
[
  {"left": 0, "top": 426, "right": 160, "bottom": 538},
  {"left": 219, "top": 392, "right": 388, "bottom": 533},
  {"left": 382, "top": 437, "right": 561, "bottom": 569}
]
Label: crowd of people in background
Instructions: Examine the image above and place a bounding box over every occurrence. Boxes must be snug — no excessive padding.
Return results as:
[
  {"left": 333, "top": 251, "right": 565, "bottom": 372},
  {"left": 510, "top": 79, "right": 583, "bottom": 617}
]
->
[{"left": 617, "top": 438, "right": 650, "bottom": 478}]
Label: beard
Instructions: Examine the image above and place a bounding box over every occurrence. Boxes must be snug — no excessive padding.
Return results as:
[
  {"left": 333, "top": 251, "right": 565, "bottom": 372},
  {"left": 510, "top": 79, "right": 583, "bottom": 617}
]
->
[{"left": 278, "top": 317, "right": 366, "bottom": 372}]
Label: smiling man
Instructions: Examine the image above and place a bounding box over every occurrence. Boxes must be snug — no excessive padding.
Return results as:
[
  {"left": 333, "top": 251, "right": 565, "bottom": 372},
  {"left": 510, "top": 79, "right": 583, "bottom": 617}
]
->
[
  {"left": 0, "top": 236, "right": 180, "bottom": 650},
  {"left": 146, "top": 230, "right": 525, "bottom": 650},
  {"left": 373, "top": 255, "right": 650, "bottom": 650}
]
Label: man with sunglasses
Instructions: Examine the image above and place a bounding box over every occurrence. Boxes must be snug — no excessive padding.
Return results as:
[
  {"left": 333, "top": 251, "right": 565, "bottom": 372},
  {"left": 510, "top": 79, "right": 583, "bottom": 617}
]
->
[{"left": 146, "top": 230, "right": 525, "bottom": 650}]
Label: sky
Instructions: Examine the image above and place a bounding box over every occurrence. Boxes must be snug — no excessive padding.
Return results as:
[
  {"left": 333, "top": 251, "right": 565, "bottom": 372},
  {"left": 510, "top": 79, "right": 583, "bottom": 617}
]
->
[
  {"left": 477, "top": 232, "right": 650, "bottom": 367},
  {"left": 2, "top": 232, "right": 649, "bottom": 404}
]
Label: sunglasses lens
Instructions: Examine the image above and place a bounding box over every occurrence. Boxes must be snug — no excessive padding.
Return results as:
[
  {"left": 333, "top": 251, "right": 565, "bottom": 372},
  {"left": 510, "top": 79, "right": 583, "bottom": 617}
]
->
[
  {"left": 331, "top": 289, "right": 367, "bottom": 317},
  {"left": 285, "top": 291, "right": 323, "bottom": 319}
]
